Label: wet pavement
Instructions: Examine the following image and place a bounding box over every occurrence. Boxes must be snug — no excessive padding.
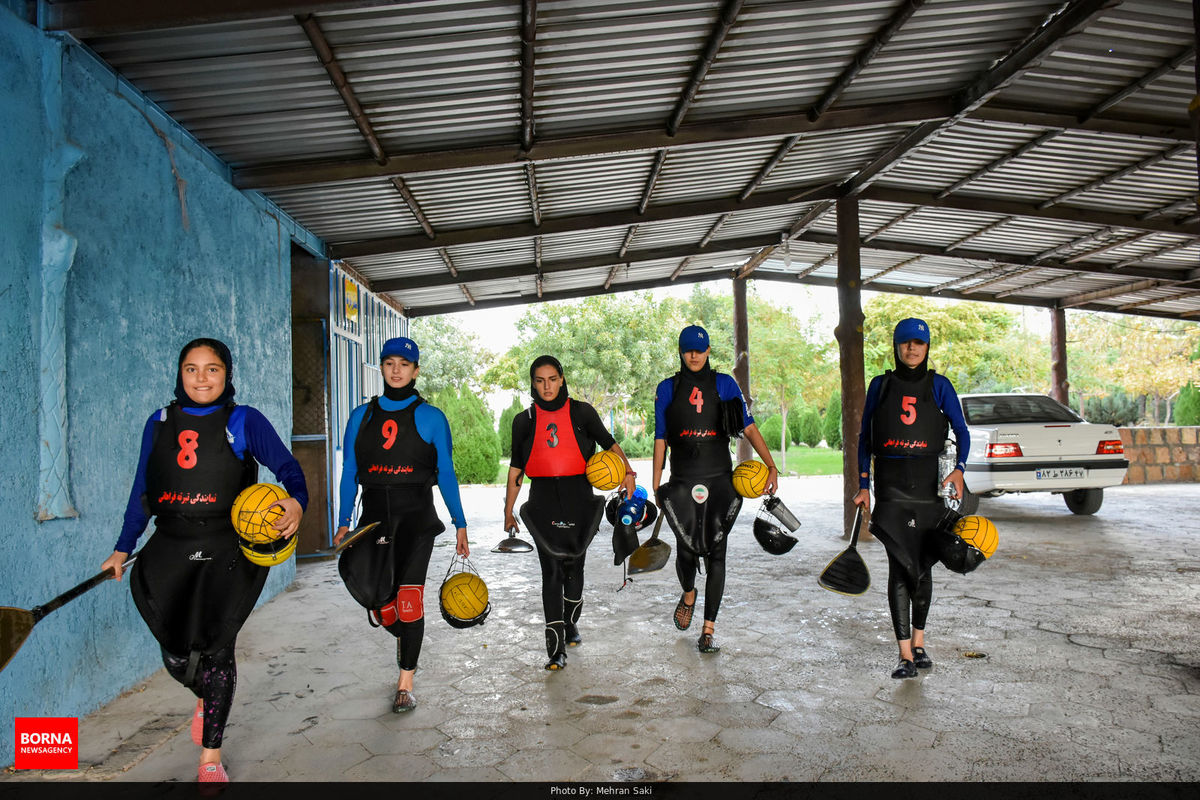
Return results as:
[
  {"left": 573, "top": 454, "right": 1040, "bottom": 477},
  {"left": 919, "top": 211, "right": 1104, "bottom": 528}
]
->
[{"left": 5, "top": 471, "right": 1200, "bottom": 783}]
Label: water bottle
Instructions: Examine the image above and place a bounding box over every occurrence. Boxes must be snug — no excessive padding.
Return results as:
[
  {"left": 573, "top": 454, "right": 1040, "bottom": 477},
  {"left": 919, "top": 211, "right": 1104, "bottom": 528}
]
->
[
  {"left": 619, "top": 486, "right": 648, "bottom": 526},
  {"left": 937, "top": 439, "right": 955, "bottom": 498}
]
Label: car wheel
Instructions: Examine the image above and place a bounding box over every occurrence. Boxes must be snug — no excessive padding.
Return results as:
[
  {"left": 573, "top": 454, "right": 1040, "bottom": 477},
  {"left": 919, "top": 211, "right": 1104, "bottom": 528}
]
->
[
  {"left": 946, "top": 485, "right": 979, "bottom": 516},
  {"left": 1064, "top": 488, "right": 1103, "bottom": 515}
]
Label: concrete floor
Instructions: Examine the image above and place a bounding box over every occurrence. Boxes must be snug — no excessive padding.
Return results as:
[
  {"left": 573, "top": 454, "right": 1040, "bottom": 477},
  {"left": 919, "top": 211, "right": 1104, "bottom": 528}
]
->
[{"left": 5, "top": 473, "right": 1200, "bottom": 783}]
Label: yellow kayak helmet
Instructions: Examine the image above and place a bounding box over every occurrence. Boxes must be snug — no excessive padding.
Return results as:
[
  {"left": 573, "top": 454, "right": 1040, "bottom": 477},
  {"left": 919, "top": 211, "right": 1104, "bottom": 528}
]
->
[{"left": 232, "top": 483, "right": 296, "bottom": 567}]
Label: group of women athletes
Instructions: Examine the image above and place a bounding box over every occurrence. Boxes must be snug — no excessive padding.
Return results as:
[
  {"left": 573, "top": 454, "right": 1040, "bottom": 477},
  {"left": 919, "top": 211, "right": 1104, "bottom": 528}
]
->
[{"left": 100, "top": 316, "right": 969, "bottom": 782}]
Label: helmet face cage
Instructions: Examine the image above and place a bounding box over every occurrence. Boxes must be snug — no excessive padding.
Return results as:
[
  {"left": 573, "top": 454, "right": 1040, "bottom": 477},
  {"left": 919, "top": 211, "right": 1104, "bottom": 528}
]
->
[{"left": 753, "top": 508, "right": 797, "bottom": 555}]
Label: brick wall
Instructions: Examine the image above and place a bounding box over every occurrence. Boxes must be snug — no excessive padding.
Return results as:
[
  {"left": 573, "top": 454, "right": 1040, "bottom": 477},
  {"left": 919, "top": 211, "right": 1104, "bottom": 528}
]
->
[{"left": 1119, "top": 427, "right": 1200, "bottom": 484}]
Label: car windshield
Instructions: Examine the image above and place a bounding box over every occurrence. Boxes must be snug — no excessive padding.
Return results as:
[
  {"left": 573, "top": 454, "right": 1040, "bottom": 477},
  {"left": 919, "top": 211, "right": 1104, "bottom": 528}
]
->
[{"left": 962, "top": 395, "right": 1083, "bottom": 425}]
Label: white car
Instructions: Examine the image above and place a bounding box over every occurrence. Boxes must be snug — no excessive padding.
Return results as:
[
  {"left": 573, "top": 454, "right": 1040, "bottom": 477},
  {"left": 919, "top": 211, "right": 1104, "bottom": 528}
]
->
[{"left": 952, "top": 393, "right": 1129, "bottom": 516}]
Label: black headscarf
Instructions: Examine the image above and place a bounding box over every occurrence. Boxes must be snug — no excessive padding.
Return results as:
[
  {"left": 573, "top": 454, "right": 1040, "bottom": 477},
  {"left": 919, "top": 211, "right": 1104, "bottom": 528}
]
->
[
  {"left": 677, "top": 351, "right": 714, "bottom": 381},
  {"left": 174, "top": 337, "right": 236, "bottom": 408},
  {"left": 892, "top": 339, "right": 930, "bottom": 382},
  {"left": 530, "top": 355, "right": 569, "bottom": 411}
]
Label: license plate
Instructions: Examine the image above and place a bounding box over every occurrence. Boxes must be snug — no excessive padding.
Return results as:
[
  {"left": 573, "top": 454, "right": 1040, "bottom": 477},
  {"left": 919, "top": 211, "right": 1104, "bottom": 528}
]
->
[{"left": 1036, "top": 468, "right": 1085, "bottom": 480}]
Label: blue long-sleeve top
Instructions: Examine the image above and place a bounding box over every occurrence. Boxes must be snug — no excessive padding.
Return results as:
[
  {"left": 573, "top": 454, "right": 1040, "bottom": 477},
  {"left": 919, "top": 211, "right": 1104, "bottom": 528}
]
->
[
  {"left": 653, "top": 372, "right": 754, "bottom": 439},
  {"left": 857, "top": 372, "right": 971, "bottom": 490},
  {"left": 336, "top": 394, "right": 467, "bottom": 530},
  {"left": 117, "top": 404, "right": 309, "bottom": 553}
]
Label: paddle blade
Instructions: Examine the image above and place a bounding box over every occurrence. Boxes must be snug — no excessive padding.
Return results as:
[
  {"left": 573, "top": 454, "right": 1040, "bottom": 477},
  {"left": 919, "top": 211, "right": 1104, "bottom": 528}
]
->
[
  {"left": 0, "top": 607, "right": 36, "bottom": 674},
  {"left": 818, "top": 547, "right": 871, "bottom": 596},
  {"left": 628, "top": 540, "right": 670, "bottom": 575},
  {"left": 333, "top": 521, "right": 382, "bottom": 556}
]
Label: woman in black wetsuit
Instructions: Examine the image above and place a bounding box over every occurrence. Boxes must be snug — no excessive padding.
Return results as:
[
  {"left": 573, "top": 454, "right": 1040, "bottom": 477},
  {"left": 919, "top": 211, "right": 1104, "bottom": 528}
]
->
[
  {"left": 101, "top": 338, "right": 307, "bottom": 783},
  {"left": 503, "top": 355, "right": 635, "bottom": 670},
  {"left": 332, "top": 336, "right": 469, "bottom": 713},
  {"left": 854, "top": 318, "right": 970, "bottom": 679},
  {"left": 651, "top": 325, "right": 778, "bottom": 654}
]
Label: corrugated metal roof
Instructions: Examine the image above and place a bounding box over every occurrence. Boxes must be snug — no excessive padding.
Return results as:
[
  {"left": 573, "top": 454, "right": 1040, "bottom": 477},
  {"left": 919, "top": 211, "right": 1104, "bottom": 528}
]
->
[{"left": 47, "top": 0, "right": 1199, "bottom": 320}]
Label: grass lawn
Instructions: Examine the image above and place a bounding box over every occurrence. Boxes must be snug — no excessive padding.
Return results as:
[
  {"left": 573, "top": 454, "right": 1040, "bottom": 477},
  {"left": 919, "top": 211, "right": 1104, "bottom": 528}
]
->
[{"left": 767, "top": 445, "right": 844, "bottom": 476}]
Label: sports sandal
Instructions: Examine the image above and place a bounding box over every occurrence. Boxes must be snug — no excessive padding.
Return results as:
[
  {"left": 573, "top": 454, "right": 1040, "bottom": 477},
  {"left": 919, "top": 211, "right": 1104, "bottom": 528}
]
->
[
  {"left": 190, "top": 699, "right": 204, "bottom": 746},
  {"left": 673, "top": 594, "right": 696, "bottom": 631},
  {"left": 697, "top": 633, "right": 720, "bottom": 653},
  {"left": 912, "top": 647, "right": 933, "bottom": 669},
  {"left": 392, "top": 689, "right": 417, "bottom": 713},
  {"left": 198, "top": 763, "right": 228, "bottom": 783},
  {"left": 544, "top": 652, "right": 567, "bottom": 671}
]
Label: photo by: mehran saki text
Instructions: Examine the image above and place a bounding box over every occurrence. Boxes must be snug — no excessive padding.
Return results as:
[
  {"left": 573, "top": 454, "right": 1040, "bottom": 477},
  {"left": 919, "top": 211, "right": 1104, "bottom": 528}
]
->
[{"left": 550, "top": 786, "right": 653, "bottom": 796}]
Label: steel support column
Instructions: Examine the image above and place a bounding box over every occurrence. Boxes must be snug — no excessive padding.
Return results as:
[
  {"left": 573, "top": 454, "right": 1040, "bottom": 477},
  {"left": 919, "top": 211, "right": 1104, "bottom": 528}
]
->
[
  {"left": 835, "top": 198, "right": 866, "bottom": 539},
  {"left": 733, "top": 276, "right": 752, "bottom": 462},
  {"left": 1050, "top": 307, "right": 1070, "bottom": 405}
]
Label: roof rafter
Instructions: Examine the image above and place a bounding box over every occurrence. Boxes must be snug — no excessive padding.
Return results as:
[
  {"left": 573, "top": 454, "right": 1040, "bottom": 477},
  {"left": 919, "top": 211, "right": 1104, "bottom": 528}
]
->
[
  {"left": 808, "top": 0, "right": 927, "bottom": 122},
  {"left": 370, "top": 226, "right": 1186, "bottom": 296},
  {"left": 519, "top": 0, "right": 537, "bottom": 152},
  {"left": 839, "top": 0, "right": 1115, "bottom": 199},
  {"left": 668, "top": 0, "right": 744, "bottom": 135},
  {"left": 44, "top": 0, "right": 401, "bottom": 36}
]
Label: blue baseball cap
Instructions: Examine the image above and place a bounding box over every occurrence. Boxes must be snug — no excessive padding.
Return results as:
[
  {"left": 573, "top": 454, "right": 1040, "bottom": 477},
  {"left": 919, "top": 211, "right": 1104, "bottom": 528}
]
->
[
  {"left": 893, "top": 318, "right": 930, "bottom": 344},
  {"left": 380, "top": 336, "right": 419, "bottom": 363},
  {"left": 678, "top": 325, "right": 710, "bottom": 353}
]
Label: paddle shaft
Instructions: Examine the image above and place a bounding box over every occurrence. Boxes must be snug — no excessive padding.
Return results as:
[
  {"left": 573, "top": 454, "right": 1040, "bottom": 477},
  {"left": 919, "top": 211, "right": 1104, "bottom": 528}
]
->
[
  {"left": 30, "top": 555, "right": 137, "bottom": 624},
  {"left": 849, "top": 506, "right": 863, "bottom": 549}
]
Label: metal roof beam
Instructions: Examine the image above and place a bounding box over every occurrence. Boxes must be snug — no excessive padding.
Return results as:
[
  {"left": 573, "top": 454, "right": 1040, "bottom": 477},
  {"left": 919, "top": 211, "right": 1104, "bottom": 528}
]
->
[
  {"left": 938, "top": 130, "right": 1061, "bottom": 198},
  {"left": 639, "top": 151, "right": 668, "bottom": 214},
  {"left": 525, "top": 163, "right": 542, "bottom": 227},
  {"left": 668, "top": 0, "right": 744, "bottom": 135},
  {"left": 839, "top": 0, "right": 1115, "bottom": 198},
  {"left": 230, "top": 100, "right": 1189, "bottom": 191},
  {"left": 297, "top": 13, "right": 385, "bottom": 165},
  {"left": 971, "top": 106, "right": 1190, "bottom": 142},
  {"left": 808, "top": 0, "right": 926, "bottom": 122},
  {"left": 520, "top": 0, "right": 537, "bottom": 152},
  {"left": 1080, "top": 45, "right": 1195, "bottom": 122},
  {"left": 860, "top": 187, "right": 1200, "bottom": 238},
  {"left": 233, "top": 98, "right": 952, "bottom": 190},
  {"left": 371, "top": 235, "right": 780, "bottom": 293},
  {"left": 1039, "top": 143, "right": 1194, "bottom": 209},
  {"left": 409, "top": 269, "right": 1198, "bottom": 323},
  {"left": 43, "top": 0, "right": 403, "bottom": 36},
  {"left": 1061, "top": 279, "right": 1163, "bottom": 308},
  {"left": 331, "top": 183, "right": 839, "bottom": 259},
  {"left": 371, "top": 227, "right": 1185, "bottom": 296}
]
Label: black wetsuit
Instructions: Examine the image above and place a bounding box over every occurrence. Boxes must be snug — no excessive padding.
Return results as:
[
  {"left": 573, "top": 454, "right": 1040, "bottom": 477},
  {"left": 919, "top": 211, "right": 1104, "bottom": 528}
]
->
[
  {"left": 511, "top": 396, "right": 614, "bottom": 659},
  {"left": 656, "top": 367, "right": 747, "bottom": 624},
  {"left": 124, "top": 402, "right": 307, "bottom": 749},
  {"left": 340, "top": 394, "right": 443, "bottom": 671},
  {"left": 861, "top": 369, "right": 963, "bottom": 640}
]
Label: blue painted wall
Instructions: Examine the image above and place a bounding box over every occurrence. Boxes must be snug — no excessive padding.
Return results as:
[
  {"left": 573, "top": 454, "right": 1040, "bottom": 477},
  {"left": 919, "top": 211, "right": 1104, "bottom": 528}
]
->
[{"left": 0, "top": 8, "right": 302, "bottom": 766}]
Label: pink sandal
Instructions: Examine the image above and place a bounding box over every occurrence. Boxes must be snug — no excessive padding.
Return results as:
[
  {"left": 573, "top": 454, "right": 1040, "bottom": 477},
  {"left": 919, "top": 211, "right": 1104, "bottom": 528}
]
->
[
  {"left": 198, "top": 763, "right": 228, "bottom": 782},
  {"left": 190, "top": 699, "right": 204, "bottom": 746}
]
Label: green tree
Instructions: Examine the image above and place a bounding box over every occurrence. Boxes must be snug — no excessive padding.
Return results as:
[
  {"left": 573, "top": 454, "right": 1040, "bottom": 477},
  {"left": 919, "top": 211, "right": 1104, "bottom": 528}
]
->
[
  {"left": 798, "top": 408, "right": 823, "bottom": 448},
  {"left": 861, "top": 295, "right": 1048, "bottom": 393},
  {"left": 787, "top": 410, "right": 803, "bottom": 446},
  {"left": 440, "top": 387, "right": 501, "bottom": 484},
  {"left": 492, "top": 293, "right": 683, "bottom": 425},
  {"left": 409, "top": 314, "right": 494, "bottom": 395},
  {"left": 1175, "top": 383, "right": 1200, "bottom": 426},
  {"left": 823, "top": 391, "right": 843, "bottom": 450},
  {"left": 757, "top": 415, "right": 784, "bottom": 451},
  {"left": 497, "top": 395, "right": 524, "bottom": 457}
]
